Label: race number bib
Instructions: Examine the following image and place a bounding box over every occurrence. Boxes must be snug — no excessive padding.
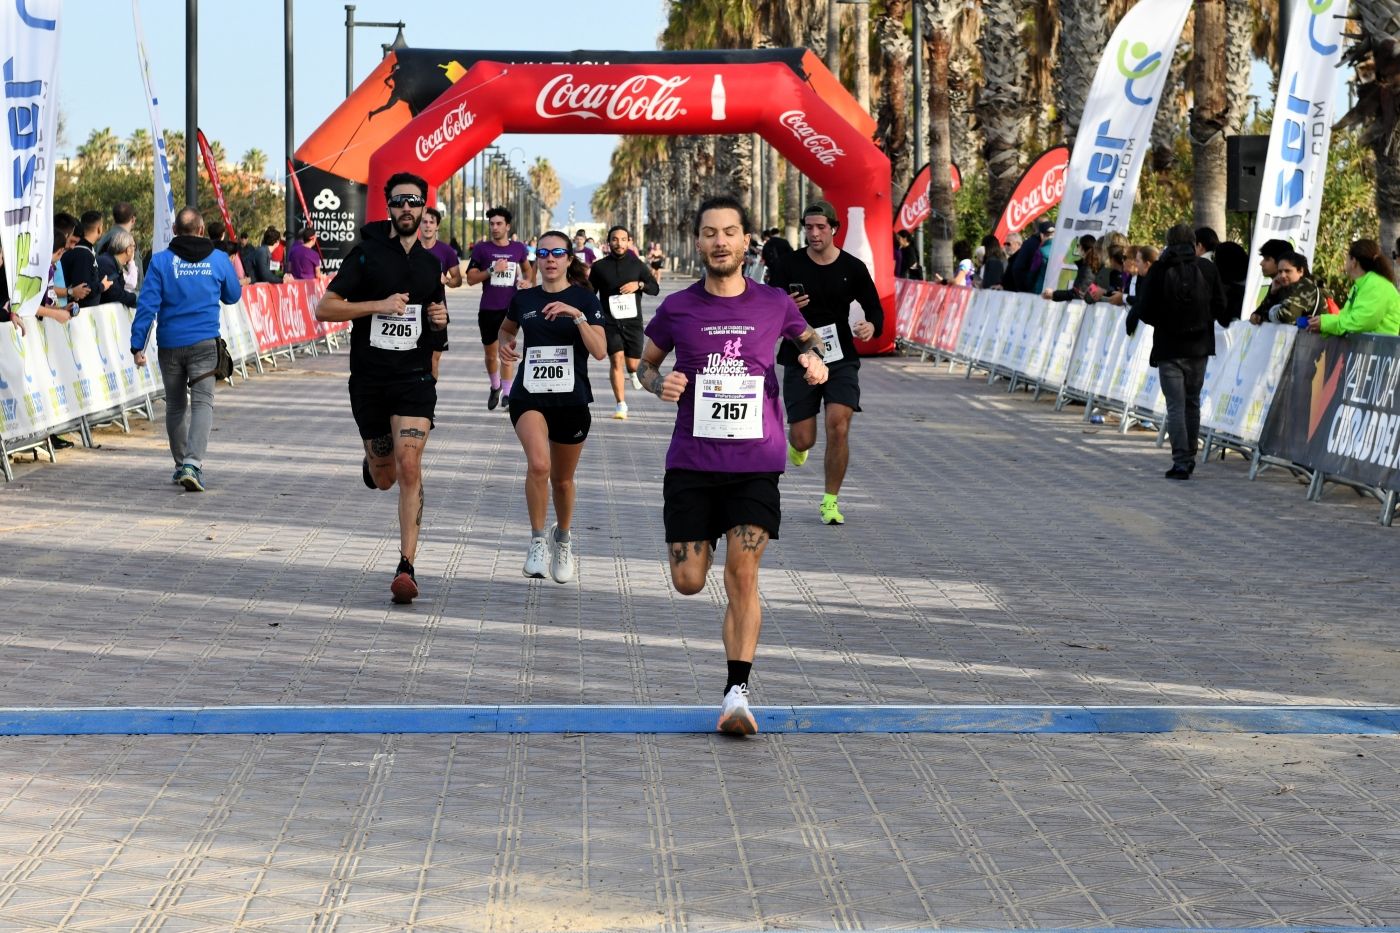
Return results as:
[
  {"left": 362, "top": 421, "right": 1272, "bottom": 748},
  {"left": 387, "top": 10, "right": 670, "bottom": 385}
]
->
[
  {"left": 608, "top": 293, "right": 638, "bottom": 320},
  {"left": 490, "top": 261, "right": 518, "bottom": 289},
  {"left": 693, "top": 374, "right": 763, "bottom": 440},
  {"left": 816, "top": 323, "right": 844, "bottom": 363},
  {"left": 523, "top": 345, "right": 574, "bottom": 393},
  {"left": 369, "top": 304, "right": 421, "bottom": 351}
]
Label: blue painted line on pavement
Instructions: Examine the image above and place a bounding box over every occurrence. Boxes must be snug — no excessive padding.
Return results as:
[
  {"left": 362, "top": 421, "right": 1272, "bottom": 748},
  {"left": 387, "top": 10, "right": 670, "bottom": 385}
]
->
[{"left": 2, "top": 704, "right": 1400, "bottom": 736}]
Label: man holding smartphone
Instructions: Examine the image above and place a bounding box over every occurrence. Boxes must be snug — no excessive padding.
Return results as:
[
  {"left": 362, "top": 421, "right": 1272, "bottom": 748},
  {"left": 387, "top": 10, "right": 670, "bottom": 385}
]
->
[
  {"left": 767, "top": 202, "right": 884, "bottom": 525},
  {"left": 316, "top": 171, "right": 450, "bottom": 605}
]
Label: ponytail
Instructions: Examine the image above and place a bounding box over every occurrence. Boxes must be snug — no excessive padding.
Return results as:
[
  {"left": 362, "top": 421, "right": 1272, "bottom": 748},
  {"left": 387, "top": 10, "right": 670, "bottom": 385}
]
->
[{"left": 1350, "top": 239, "right": 1395, "bottom": 282}]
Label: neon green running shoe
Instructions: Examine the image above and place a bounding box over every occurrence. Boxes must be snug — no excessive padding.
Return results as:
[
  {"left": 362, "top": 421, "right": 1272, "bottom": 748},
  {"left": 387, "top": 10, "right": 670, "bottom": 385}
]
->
[
  {"left": 819, "top": 498, "right": 844, "bottom": 525},
  {"left": 788, "top": 443, "right": 808, "bottom": 467}
]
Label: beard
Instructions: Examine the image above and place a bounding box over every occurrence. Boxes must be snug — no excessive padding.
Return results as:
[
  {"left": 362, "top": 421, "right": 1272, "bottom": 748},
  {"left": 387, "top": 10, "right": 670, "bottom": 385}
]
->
[
  {"left": 701, "top": 250, "right": 743, "bottom": 278},
  {"left": 394, "top": 212, "right": 421, "bottom": 237}
]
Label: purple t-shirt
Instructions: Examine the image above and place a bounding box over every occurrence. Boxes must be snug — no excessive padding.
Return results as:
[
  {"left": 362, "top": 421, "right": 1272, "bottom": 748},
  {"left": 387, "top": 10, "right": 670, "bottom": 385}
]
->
[
  {"left": 287, "top": 240, "right": 321, "bottom": 280},
  {"left": 644, "top": 280, "right": 808, "bottom": 474},
  {"left": 425, "top": 240, "right": 458, "bottom": 275},
  {"left": 468, "top": 240, "right": 531, "bottom": 311}
]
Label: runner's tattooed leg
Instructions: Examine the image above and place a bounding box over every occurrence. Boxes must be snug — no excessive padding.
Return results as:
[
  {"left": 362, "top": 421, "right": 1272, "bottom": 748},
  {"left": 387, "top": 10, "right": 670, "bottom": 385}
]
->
[{"left": 369, "top": 434, "right": 393, "bottom": 457}]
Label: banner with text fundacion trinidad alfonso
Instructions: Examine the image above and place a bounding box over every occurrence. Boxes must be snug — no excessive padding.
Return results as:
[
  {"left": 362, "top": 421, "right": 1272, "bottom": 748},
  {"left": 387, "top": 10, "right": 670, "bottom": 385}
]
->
[
  {"left": 1241, "top": 0, "right": 1346, "bottom": 312},
  {"left": 1, "top": 2, "right": 61, "bottom": 322},
  {"left": 132, "top": 0, "right": 175, "bottom": 254},
  {"left": 1044, "top": 0, "right": 1191, "bottom": 291}
]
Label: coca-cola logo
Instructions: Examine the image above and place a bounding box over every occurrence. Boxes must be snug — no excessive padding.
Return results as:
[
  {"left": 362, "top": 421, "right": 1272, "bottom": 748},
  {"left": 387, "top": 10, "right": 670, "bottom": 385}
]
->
[
  {"left": 1004, "top": 164, "right": 1067, "bottom": 231},
  {"left": 415, "top": 103, "right": 476, "bottom": 161},
  {"left": 778, "top": 110, "right": 846, "bottom": 165},
  {"left": 535, "top": 74, "right": 689, "bottom": 121},
  {"left": 898, "top": 189, "right": 930, "bottom": 230},
  {"left": 277, "top": 291, "right": 308, "bottom": 341}
]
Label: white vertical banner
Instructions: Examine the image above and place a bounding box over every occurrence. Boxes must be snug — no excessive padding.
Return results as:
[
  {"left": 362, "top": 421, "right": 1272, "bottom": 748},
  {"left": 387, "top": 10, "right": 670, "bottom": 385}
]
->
[
  {"left": 1241, "top": 0, "right": 1346, "bottom": 311},
  {"left": 0, "top": 1, "right": 61, "bottom": 321},
  {"left": 1044, "top": 0, "right": 1192, "bottom": 291},
  {"left": 132, "top": 0, "right": 175, "bottom": 254}
]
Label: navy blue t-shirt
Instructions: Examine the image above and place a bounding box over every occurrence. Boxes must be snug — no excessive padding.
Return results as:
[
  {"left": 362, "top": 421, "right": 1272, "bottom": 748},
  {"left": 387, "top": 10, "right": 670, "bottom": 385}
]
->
[{"left": 507, "top": 284, "right": 605, "bottom": 407}]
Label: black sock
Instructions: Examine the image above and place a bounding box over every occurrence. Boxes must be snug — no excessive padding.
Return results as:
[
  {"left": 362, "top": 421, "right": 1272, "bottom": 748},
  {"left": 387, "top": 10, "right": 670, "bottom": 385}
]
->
[
  {"left": 396, "top": 556, "right": 414, "bottom": 576},
  {"left": 725, "top": 660, "right": 752, "bottom": 696}
]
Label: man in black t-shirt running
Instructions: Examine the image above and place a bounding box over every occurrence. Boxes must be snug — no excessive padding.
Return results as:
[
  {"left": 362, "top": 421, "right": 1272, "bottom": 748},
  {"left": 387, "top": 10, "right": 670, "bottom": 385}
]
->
[
  {"left": 316, "top": 172, "right": 448, "bottom": 604},
  {"left": 768, "top": 202, "right": 884, "bottom": 526}
]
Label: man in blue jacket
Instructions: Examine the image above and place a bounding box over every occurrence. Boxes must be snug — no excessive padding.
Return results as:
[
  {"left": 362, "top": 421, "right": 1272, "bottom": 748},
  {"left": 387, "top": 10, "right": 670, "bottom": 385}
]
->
[{"left": 131, "top": 207, "right": 242, "bottom": 491}]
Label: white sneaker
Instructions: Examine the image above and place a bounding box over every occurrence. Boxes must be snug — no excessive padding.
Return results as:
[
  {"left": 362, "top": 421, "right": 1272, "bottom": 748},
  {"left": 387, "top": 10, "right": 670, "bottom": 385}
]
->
[
  {"left": 613, "top": 401, "right": 629, "bottom": 420},
  {"left": 630, "top": 371, "right": 642, "bottom": 391},
  {"left": 523, "top": 536, "right": 550, "bottom": 578},
  {"left": 717, "top": 684, "right": 757, "bottom": 736},
  {"left": 549, "top": 524, "right": 575, "bottom": 583}
]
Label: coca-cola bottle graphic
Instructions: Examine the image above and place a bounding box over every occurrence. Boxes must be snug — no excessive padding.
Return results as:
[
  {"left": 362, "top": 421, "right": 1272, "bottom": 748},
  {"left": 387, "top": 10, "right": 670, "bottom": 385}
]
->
[
  {"left": 710, "top": 75, "right": 727, "bottom": 121},
  {"left": 842, "top": 206, "right": 874, "bottom": 330}
]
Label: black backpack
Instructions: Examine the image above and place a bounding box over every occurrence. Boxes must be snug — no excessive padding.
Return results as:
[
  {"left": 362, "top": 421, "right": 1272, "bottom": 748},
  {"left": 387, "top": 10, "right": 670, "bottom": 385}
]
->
[{"left": 1163, "top": 259, "right": 1212, "bottom": 334}]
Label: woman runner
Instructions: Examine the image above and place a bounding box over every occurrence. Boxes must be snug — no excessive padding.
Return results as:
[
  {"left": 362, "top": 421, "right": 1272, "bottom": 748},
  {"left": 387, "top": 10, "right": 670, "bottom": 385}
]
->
[{"left": 498, "top": 231, "right": 609, "bottom": 583}]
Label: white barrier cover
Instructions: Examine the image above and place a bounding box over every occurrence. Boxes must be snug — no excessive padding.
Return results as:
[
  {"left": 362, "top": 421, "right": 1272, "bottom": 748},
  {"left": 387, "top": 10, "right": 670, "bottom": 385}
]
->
[
  {"left": 1201, "top": 322, "right": 1296, "bottom": 443},
  {"left": 959, "top": 291, "right": 1000, "bottom": 363},
  {"left": 1, "top": 304, "right": 163, "bottom": 441},
  {"left": 1042, "top": 302, "right": 1085, "bottom": 388},
  {"left": 1066, "top": 306, "right": 1113, "bottom": 396},
  {"left": 990, "top": 296, "right": 1023, "bottom": 371},
  {"left": 221, "top": 302, "right": 259, "bottom": 366}
]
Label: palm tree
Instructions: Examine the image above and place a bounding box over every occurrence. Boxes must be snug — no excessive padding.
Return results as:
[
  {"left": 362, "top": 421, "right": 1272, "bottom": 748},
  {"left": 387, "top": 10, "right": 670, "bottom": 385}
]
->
[
  {"left": 125, "top": 128, "right": 152, "bottom": 169},
  {"left": 76, "top": 127, "right": 121, "bottom": 170},
  {"left": 240, "top": 148, "right": 268, "bottom": 177},
  {"left": 921, "top": 0, "right": 957, "bottom": 278},
  {"left": 875, "top": 0, "right": 912, "bottom": 189},
  {"left": 1191, "top": 0, "right": 1228, "bottom": 236},
  {"left": 1055, "top": 0, "right": 1105, "bottom": 147},
  {"left": 977, "top": 0, "right": 1031, "bottom": 225},
  {"left": 1224, "top": 0, "right": 1254, "bottom": 133},
  {"left": 944, "top": 3, "right": 982, "bottom": 178},
  {"left": 1338, "top": 0, "right": 1400, "bottom": 248},
  {"left": 528, "top": 156, "right": 561, "bottom": 230}
]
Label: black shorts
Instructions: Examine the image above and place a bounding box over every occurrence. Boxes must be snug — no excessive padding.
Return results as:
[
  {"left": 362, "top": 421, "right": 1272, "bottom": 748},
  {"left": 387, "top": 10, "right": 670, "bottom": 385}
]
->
[
  {"left": 349, "top": 375, "right": 437, "bottom": 440},
  {"left": 478, "top": 307, "right": 508, "bottom": 345},
  {"left": 509, "top": 401, "right": 592, "bottom": 445},
  {"left": 663, "top": 470, "right": 781, "bottom": 546},
  {"left": 783, "top": 360, "right": 862, "bottom": 423},
  {"left": 606, "top": 319, "right": 645, "bottom": 358}
]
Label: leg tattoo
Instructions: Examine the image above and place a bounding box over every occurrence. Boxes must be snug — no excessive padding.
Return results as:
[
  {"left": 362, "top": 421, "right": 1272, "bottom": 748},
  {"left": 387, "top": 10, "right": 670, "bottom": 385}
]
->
[
  {"left": 415, "top": 485, "right": 424, "bottom": 527},
  {"left": 670, "top": 543, "right": 690, "bottom": 564},
  {"left": 732, "top": 524, "right": 769, "bottom": 552},
  {"left": 369, "top": 434, "right": 393, "bottom": 457},
  {"left": 399, "top": 427, "right": 427, "bottom": 440}
]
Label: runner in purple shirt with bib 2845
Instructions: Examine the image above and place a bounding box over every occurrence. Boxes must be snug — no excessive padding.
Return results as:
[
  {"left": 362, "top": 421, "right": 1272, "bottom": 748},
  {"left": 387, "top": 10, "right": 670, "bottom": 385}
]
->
[
  {"left": 466, "top": 207, "right": 533, "bottom": 410},
  {"left": 638, "top": 195, "right": 828, "bottom": 737}
]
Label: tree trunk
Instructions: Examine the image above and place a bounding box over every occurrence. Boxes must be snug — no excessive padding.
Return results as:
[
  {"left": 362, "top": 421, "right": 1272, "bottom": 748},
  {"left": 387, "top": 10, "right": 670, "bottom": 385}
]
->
[
  {"left": 785, "top": 161, "right": 801, "bottom": 244},
  {"left": 927, "top": 26, "right": 956, "bottom": 281},
  {"left": 1223, "top": 0, "right": 1253, "bottom": 132},
  {"left": 876, "top": 0, "right": 912, "bottom": 191},
  {"left": 1055, "top": 0, "right": 1106, "bottom": 147},
  {"left": 976, "top": 0, "right": 1029, "bottom": 227},
  {"left": 854, "top": 1, "right": 871, "bottom": 114},
  {"left": 1191, "top": 0, "right": 1228, "bottom": 237},
  {"left": 1377, "top": 142, "right": 1400, "bottom": 253},
  {"left": 1151, "top": 40, "right": 1190, "bottom": 172},
  {"left": 765, "top": 140, "right": 780, "bottom": 233}
]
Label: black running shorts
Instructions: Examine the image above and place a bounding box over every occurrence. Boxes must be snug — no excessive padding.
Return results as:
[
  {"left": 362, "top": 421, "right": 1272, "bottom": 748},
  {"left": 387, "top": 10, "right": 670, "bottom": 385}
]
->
[
  {"left": 783, "top": 359, "right": 862, "bottom": 423},
  {"left": 478, "top": 307, "right": 509, "bottom": 345},
  {"left": 509, "top": 401, "right": 592, "bottom": 445},
  {"left": 349, "top": 375, "right": 437, "bottom": 440},
  {"left": 662, "top": 470, "right": 781, "bottom": 546},
  {"left": 605, "top": 319, "right": 645, "bottom": 358}
]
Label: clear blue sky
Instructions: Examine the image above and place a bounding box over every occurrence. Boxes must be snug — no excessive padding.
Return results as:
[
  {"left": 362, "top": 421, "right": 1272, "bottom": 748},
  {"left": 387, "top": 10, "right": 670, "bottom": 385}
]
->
[{"left": 58, "top": 0, "right": 669, "bottom": 196}]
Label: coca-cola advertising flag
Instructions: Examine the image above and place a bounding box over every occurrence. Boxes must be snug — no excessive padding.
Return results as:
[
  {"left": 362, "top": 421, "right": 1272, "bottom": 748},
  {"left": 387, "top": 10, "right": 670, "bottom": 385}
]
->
[
  {"left": 892, "top": 163, "right": 962, "bottom": 234},
  {"left": 197, "top": 129, "right": 236, "bottom": 241},
  {"left": 992, "top": 146, "right": 1070, "bottom": 243}
]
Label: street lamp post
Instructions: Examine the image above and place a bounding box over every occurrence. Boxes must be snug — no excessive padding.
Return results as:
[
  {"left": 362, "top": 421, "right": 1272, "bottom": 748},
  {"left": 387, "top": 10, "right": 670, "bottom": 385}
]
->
[
  {"left": 912, "top": 0, "right": 925, "bottom": 266},
  {"left": 344, "top": 5, "right": 406, "bottom": 97},
  {"left": 185, "top": 0, "right": 197, "bottom": 208}
]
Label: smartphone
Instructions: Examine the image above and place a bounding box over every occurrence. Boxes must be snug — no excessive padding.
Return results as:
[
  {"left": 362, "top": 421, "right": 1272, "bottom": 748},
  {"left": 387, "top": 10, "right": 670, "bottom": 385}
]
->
[{"left": 787, "top": 283, "right": 805, "bottom": 297}]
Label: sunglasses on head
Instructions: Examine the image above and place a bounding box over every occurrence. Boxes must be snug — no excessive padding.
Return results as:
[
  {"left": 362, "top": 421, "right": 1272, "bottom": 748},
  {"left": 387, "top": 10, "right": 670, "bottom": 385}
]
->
[
  {"left": 387, "top": 194, "right": 425, "bottom": 208},
  {"left": 535, "top": 247, "right": 570, "bottom": 258}
]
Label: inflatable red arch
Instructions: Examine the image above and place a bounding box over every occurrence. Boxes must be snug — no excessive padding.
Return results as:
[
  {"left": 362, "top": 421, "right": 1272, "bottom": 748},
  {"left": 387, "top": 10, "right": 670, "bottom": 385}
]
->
[{"left": 363, "top": 60, "right": 894, "bottom": 354}]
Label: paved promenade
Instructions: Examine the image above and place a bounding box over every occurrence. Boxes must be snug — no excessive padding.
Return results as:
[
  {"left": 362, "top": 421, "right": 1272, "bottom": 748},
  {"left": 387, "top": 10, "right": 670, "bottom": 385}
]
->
[{"left": 3, "top": 278, "right": 1400, "bottom": 929}]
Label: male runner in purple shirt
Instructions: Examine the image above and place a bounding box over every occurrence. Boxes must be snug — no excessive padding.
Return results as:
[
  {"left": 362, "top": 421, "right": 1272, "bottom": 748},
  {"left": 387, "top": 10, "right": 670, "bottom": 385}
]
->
[
  {"left": 420, "top": 206, "right": 462, "bottom": 379},
  {"left": 466, "top": 207, "right": 534, "bottom": 410},
  {"left": 638, "top": 194, "right": 828, "bottom": 736}
]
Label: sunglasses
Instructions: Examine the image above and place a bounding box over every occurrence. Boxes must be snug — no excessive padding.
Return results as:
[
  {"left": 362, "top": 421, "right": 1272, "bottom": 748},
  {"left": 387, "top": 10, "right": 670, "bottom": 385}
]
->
[
  {"left": 535, "top": 247, "right": 570, "bottom": 258},
  {"left": 386, "top": 194, "right": 425, "bottom": 209}
]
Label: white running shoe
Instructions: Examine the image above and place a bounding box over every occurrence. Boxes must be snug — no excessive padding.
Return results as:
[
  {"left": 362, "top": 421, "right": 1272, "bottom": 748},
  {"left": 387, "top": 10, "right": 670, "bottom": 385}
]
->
[
  {"left": 717, "top": 684, "right": 758, "bottom": 736},
  {"left": 523, "top": 536, "right": 550, "bottom": 578},
  {"left": 549, "top": 524, "right": 575, "bottom": 584},
  {"left": 613, "top": 401, "right": 629, "bottom": 420},
  {"left": 630, "top": 371, "right": 642, "bottom": 391}
]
